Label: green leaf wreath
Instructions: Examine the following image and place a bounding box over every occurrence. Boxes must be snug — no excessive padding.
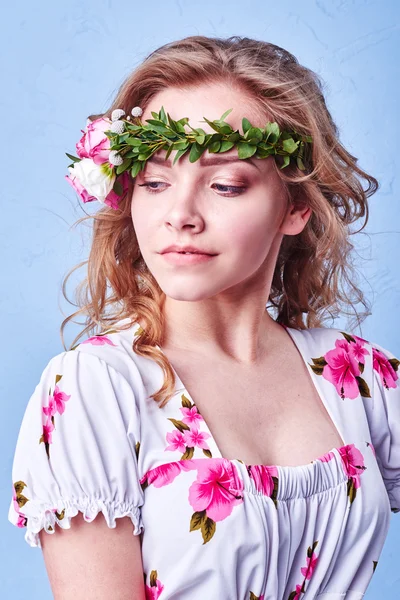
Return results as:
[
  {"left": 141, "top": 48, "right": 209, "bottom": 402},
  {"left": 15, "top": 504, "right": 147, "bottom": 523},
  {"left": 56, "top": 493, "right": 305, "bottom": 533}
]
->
[{"left": 104, "top": 106, "right": 312, "bottom": 179}]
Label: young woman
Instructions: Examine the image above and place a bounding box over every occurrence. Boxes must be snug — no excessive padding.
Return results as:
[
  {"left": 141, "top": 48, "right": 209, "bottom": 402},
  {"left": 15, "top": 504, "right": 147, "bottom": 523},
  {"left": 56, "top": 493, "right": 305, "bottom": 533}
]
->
[{"left": 8, "top": 35, "right": 399, "bottom": 599}]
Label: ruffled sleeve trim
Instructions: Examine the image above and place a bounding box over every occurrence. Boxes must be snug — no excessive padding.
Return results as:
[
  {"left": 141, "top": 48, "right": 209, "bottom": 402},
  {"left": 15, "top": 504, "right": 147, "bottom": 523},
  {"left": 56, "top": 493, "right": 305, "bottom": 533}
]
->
[{"left": 11, "top": 497, "right": 144, "bottom": 548}]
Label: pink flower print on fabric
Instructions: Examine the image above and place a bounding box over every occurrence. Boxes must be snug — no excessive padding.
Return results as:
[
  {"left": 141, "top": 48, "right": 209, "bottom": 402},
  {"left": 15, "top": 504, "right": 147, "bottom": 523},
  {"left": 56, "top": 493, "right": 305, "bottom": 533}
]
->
[
  {"left": 368, "top": 441, "right": 376, "bottom": 457},
  {"left": 16, "top": 513, "right": 26, "bottom": 527},
  {"left": 80, "top": 335, "right": 117, "bottom": 347},
  {"left": 43, "top": 385, "right": 71, "bottom": 416},
  {"left": 249, "top": 594, "right": 264, "bottom": 600},
  {"left": 318, "top": 449, "right": 336, "bottom": 463},
  {"left": 182, "top": 428, "right": 211, "bottom": 451},
  {"left": 288, "top": 540, "right": 319, "bottom": 599},
  {"left": 323, "top": 338, "right": 368, "bottom": 399},
  {"left": 309, "top": 333, "right": 371, "bottom": 400},
  {"left": 293, "top": 585, "right": 302, "bottom": 600},
  {"left": 188, "top": 459, "right": 244, "bottom": 544},
  {"left": 165, "top": 393, "right": 213, "bottom": 460},
  {"left": 339, "top": 445, "right": 366, "bottom": 488},
  {"left": 320, "top": 444, "right": 366, "bottom": 504},
  {"left": 338, "top": 444, "right": 366, "bottom": 504},
  {"left": 180, "top": 405, "right": 203, "bottom": 427},
  {"left": 42, "top": 419, "right": 55, "bottom": 444},
  {"left": 40, "top": 374, "right": 71, "bottom": 459},
  {"left": 141, "top": 458, "right": 244, "bottom": 544},
  {"left": 347, "top": 337, "right": 370, "bottom": 364},
  {"left": 165, "top": 430, "right": 186, "bottom": 453},
  {"left": 189, "top": 459, "right": 244, "bottom": 523},
  {"left": 145, "top": 570, "right": 164, "bottom": 600},
  {"left": 301, "top": 551, "right": 318, "bottom": 579},
  {"left": 247, "top": 464, "right": 278, "bottom": 498},
  {"left": 140, "top": 460, "right": 197, "bottom": 491},
  {"left": 372, "top": 346, "right": 399, "bottom": 390},
  {"left": 11, "top": 482, "right": 28, "bottom": 528}
]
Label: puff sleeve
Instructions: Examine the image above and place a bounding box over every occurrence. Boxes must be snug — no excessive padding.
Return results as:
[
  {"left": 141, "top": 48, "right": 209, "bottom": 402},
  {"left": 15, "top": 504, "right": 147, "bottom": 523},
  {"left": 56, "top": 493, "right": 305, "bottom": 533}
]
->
[
  {"left": 367, "top": 340, "right": 400, "bottom": 513},
  {"left": 8, "top": 349, "right": 145, "bottom": 547}
]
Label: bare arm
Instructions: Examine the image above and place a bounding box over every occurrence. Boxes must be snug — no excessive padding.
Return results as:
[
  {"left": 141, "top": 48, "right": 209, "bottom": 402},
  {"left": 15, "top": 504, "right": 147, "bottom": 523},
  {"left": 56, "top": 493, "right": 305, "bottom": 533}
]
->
[{"left": 39, "top": 513, "right": 146, "bottom": 600}]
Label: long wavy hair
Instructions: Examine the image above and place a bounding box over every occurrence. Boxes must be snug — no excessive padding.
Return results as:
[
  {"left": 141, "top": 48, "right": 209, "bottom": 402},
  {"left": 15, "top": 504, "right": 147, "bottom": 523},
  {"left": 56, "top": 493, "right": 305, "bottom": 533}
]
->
[{"left": 61, "top": 35, "right": 378, "bottom": 408}]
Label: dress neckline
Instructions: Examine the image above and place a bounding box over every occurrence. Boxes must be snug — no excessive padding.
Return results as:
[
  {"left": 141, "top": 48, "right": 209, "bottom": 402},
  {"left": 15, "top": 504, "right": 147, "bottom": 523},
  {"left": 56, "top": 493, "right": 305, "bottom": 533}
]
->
[{"left": 153, "top": 323, "right": 348, "bottom": 472}]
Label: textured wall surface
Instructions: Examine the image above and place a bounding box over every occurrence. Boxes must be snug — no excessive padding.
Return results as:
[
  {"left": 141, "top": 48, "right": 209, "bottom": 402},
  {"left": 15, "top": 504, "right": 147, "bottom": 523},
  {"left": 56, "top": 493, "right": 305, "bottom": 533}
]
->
[{"left": 1, "top": 0, "right": 399, "bottom": 596}]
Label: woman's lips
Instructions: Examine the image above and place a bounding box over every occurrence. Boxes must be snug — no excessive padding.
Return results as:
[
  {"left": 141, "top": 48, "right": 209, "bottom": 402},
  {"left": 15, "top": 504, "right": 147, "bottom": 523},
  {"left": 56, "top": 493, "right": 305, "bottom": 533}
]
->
[{"left": 161, "top": 252, "right": 217, "bottom": 265}]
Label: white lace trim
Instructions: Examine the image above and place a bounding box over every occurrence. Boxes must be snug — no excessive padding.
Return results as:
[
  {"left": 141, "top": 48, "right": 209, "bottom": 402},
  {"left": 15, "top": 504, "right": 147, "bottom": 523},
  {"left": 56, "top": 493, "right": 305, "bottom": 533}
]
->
[{"left": 20, "top": 498, "right": 144, "bottom": 548}]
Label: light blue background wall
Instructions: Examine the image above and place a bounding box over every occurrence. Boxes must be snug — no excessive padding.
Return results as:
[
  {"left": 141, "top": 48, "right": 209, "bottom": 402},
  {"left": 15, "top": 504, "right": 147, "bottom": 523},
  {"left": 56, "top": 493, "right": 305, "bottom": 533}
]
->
[{"left": 1, "top": 1, "right": 399, "bottom": 597}]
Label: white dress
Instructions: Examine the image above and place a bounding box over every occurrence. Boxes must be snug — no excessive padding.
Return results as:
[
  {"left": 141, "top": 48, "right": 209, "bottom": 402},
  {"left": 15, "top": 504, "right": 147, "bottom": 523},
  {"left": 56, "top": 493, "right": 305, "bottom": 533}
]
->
[{"left": 8, "top": 319, "right": 400, "bottom": 599}]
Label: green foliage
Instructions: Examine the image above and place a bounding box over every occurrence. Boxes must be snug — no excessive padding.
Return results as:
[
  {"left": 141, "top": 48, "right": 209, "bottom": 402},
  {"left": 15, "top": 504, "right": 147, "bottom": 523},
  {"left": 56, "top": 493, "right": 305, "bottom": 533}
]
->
[
  {"left": 101, "top": 106, "right": 313, "bottom": 192},
  {"left": 112, "top": 179, "right": 124, "bottom": 195},
  {"left": 65, "top": 152, "right": 80, "bottom": 162}
]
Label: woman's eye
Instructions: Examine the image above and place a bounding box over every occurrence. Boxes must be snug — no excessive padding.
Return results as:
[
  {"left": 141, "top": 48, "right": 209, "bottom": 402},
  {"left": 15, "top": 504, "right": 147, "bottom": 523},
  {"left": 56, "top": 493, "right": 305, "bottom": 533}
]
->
[
  {"left": 138, "top": 182, "right": 167, "bottom": 193},
  {"left": 137, "top": 182, "right": 247, "bottom": 196},
  {"left": 212, "top": 183, "right": 246, "bottom": 195}
]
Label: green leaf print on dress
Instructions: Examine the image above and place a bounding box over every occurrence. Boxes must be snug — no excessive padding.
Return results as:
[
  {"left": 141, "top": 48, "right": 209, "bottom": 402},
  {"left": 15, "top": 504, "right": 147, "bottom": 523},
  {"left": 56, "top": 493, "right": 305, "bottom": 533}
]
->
[
  {"left": 144, "top": 569, "right": 164, "bottom": 599},
  {"left": 11, "top": 480, "right": 65, "bottom": 531}
]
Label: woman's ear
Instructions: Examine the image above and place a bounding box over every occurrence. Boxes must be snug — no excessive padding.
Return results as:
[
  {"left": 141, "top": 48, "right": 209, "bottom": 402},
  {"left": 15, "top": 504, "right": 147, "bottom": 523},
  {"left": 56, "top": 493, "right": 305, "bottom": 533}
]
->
[{"left": 279, "top": 201, "right": 312, "bottom": 236}]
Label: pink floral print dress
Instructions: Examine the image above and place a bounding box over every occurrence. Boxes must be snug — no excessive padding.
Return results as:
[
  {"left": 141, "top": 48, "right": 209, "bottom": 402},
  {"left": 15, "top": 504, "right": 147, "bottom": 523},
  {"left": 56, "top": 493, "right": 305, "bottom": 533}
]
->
[{"left": 8, "top": 320, "right": 400, "bottom": 599}]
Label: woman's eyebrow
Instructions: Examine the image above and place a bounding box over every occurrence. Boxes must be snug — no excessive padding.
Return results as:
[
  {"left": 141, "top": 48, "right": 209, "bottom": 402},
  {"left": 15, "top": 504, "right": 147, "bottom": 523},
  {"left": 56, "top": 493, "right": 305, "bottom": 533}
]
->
[{"left": 147, "top": 153, "right": 261, "bottom": 171}]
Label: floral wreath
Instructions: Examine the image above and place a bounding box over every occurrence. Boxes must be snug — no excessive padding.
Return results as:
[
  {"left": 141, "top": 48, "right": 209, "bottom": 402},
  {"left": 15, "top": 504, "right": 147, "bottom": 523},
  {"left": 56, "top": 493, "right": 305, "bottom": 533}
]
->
[{"left": 65, "top": 106, "right": 313, "bottom": 210}]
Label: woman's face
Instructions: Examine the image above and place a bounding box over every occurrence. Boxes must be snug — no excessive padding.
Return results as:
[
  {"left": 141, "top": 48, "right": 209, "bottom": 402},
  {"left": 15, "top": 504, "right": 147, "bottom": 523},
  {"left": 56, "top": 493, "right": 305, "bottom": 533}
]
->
[{"left": 131, "top": 82, "right": 310, "bottom": 304}]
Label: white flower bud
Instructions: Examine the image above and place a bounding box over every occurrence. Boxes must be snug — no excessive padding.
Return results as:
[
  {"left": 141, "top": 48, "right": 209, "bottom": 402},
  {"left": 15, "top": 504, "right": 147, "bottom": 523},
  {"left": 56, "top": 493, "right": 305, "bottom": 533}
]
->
[
  {"left": 131, "top": 106, "right": 143, "bottom": 117},
  {"left": 111, "top": 108, "right": 126, "bottom": 122},
  {"left": 109, "top": 150, "right": 124, "bottom": 166},
  {"left": 110, "top": 120, "right": 125, "bottom": 134}
]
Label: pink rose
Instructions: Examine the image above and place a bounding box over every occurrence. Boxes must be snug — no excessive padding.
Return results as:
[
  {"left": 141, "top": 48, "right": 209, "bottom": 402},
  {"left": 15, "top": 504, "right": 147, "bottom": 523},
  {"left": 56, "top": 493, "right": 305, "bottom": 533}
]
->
[
  {"left": 103, "top": 171, "right": 131, "bottom": 210},
  {"left": 66, "top": 159, "right": 115, "bottom": 205},
  {"left": 76, "top": 118, "right": 111, "bottom": 165},
  {"left": 66, "top": 115, "right": 131, "bottom": 209},
  {"left": 65, "top": 172, "right": 97, "bottom": 204},
  {"left": 65, "top": 167, "right": 130, "bottom": 209}
]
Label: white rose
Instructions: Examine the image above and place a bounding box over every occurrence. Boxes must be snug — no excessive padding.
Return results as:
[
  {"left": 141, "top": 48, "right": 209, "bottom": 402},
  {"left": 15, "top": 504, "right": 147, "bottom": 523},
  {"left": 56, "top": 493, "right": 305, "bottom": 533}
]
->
[{"left": 68, "top": 158, "right": 116, "bottom": 204}]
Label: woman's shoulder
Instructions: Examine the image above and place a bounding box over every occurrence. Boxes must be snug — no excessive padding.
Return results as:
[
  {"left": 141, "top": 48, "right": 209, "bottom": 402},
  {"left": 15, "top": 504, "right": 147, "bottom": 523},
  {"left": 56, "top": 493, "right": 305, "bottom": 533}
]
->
[
  {"left": 52, "top": 317, "right": 167, "bottom": 401},
  {"left": 63, "top": 318, "right": 146, "bottom": 382},
  {"left": 34, "top": 319, "right": 147, "bottom": 395},
  {"left": 290, "top": 323, "right": 396, "bottom": 356}
]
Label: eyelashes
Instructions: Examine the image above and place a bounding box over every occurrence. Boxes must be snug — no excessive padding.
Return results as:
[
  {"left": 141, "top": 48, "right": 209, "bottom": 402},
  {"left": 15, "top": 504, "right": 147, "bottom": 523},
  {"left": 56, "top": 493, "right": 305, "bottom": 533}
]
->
[{"left": 137, "top": 182, "right": 247, "bottom": 196}]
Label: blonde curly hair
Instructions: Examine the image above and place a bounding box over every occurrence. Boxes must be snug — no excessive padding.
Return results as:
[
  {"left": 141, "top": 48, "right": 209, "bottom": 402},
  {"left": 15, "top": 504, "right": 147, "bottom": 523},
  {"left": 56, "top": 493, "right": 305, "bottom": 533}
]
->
[{"left": 61, "top": 35, "right": 378, "bottom": 408}]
